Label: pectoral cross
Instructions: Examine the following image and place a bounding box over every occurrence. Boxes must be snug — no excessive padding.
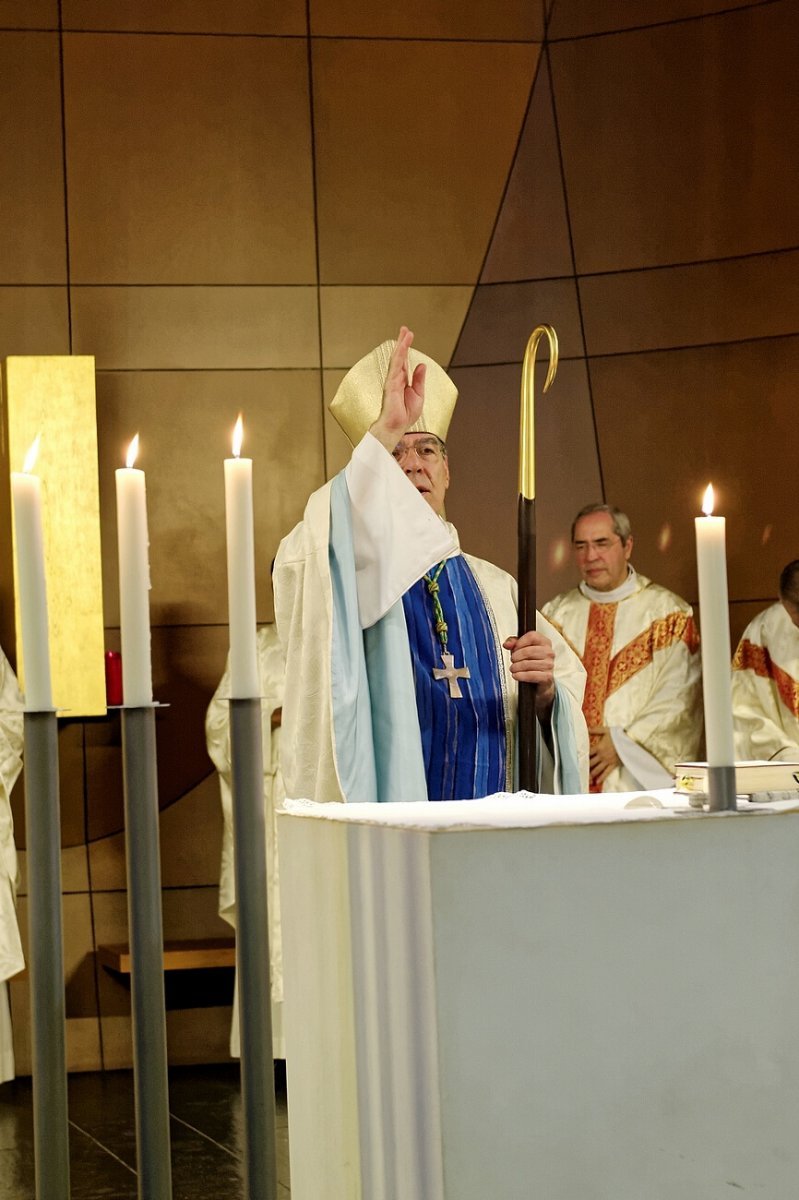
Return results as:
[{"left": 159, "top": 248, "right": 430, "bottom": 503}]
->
[{"left": 433, "top": 652, "right": 471, "bottom": 699}]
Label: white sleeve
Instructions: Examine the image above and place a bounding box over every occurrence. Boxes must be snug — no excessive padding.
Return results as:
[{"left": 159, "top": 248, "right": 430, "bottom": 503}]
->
[
  {"left": 610, "top": 727, "right": 674, "bottom": 789},
  {"left": 345, "top": 433, "right": 456, "bottom": 630}
]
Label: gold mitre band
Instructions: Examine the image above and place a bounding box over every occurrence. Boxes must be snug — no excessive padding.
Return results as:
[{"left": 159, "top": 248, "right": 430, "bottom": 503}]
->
[{"left": 329, "top": 338, "right": 458, "bottom": 446}]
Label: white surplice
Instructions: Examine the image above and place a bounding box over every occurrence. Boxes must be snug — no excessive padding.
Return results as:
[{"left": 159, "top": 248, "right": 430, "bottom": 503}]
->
[
  {"left": 543, "top": 570, "right": 703, "bottom": 791},
  {"left": 274, "top": 433, "right": 589, "bottom": 803},
  {"left": 732, "top": 602, "right": 799, "bottom": 761},
  {"left": 205, "top": 625, "right": 286, "bottom": 1058},
  {"left": 0, "top": 648, "right": 24, "bottom": 1083}
]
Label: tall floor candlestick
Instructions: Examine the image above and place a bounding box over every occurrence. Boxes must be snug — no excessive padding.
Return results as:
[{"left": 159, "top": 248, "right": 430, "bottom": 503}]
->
[
  {"left": 224, "top": 416, "right": 277, "bottom": 1199},
  {"left": 695, "top": 484, "right": 736, "bottom": 812},
  {"left": 121, "top": 707, "right": 172, "bottom": 1200},
  {"left": 115, "top": 435, "right": 173, "bottom": 1199},
  {"left": 12, "top": 438, "right": 69, "bottom": 1199},
  {"left": 23, "top": 713, "right": 69, "bottom": 1199}
]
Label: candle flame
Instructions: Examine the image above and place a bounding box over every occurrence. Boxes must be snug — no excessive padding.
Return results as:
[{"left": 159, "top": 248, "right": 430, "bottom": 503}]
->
[
  {"left": 232, "top": 414, "right": 244, "bottom": 458},
  {"left": 23, "top": 434, "right": 41, "bottom": 474},
  {"left": 126, "top": 434, "right": 140, "bottom": 470},
  {"left": 701, "top": 483, "right": 714, "bottom": 516}
]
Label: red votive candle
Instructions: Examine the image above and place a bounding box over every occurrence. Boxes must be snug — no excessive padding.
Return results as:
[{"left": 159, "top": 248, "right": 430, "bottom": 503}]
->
[{"left": 105, "top": 651, "right": 123, "bottom": 705}]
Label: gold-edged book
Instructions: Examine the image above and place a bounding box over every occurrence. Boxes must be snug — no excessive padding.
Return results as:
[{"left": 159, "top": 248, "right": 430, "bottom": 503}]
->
[{"left": 675, "top": 760, "right": 799, "bottom": 795}]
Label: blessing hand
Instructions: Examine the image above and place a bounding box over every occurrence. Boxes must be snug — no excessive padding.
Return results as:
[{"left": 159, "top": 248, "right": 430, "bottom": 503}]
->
[{"left": 369, "top": 325, "right": 427, "bottom": 452}]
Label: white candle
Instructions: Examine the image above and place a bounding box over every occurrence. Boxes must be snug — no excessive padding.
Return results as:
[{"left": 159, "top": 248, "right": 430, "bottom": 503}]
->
[
  {"left": 115, "top": 435, "right": 153, "bottom": 706},
  {"left": 695, "top": 484, "right": 735, "bottom": 766},
  {"left": 11, "top": 436, "right": 53, "bottom": 709},
  {"left": 224, "top": 415, "right": 259, "bottom": 698}
]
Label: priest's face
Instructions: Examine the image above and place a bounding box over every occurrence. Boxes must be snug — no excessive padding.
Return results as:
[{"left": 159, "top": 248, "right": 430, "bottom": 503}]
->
[
  {"left": 572, "top": 512, "right": 633, "bottom": 592},
  {"left": 392, "top": 432, "right": 450, "bottom": 515}
]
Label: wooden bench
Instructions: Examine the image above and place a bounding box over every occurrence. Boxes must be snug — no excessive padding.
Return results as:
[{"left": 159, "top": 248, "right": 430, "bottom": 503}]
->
[{"left": 97, "top": 937, "right": 236, "bottom": 974}]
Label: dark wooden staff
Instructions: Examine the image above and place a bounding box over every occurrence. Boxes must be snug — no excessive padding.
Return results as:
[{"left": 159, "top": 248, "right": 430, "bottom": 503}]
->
[{"left": 517, "top": 324, "right": 559, "bottom": 792}]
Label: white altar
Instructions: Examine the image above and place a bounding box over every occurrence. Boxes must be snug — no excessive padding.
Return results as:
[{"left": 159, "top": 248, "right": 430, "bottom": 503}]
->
[{"left": 277, "top": 793, "right": 799, "bottom": 1200}]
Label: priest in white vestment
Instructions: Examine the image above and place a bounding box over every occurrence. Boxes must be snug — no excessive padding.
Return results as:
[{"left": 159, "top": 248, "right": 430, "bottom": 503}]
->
[
  {"left": 543, "top": 504, "right": 702, "bottom": 793},
  {"left": 205, "top": 624, "right": 286, "bottom": 1057},
  {"left": 732, "top": 560, "right": 799, "bottom": 762},
  {"left": 274, "top": 327, "right": 589, "bottom": 803},
  {"left": 0, "top": 647, "right": 24, "bottom": 1084}
]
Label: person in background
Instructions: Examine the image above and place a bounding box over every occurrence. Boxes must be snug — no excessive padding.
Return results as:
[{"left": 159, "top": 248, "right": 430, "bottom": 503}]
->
[
  {"left": 0, "top": 645, "right": 24, "bottom": 1083},
  {"left": 732, "top": 559, "right": 799, "bottom": 762},
  {"left": 273, "top": 327, "right": 588, "bottom": 803},
  {"left": 543, "top": 503, "right": 703, "bottom": 792}
]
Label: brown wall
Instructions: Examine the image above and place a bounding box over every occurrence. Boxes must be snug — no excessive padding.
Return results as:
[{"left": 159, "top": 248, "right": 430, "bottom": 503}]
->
[{"left": 1, "top": 0, "right": 796, "bottom": 1070}]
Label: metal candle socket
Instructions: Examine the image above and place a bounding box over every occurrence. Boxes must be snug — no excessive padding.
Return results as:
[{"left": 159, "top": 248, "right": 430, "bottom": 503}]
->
[{"left": 707, "top": 763, "right": 737, "bottom": 812}]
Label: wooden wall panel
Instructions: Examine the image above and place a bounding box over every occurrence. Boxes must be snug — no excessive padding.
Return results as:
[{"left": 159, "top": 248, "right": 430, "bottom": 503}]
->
[
  {"left": 551, "top": 3, "right": 799, "bottom": 273},
  {"left": 313, "top": 39, "right": 540, "bottom": 283},
  {"left": 64, "top": 33, "right": 316, "bottom": 283},
  {"left": 0, "top": 32, "right": 66, "bottom": 282}
]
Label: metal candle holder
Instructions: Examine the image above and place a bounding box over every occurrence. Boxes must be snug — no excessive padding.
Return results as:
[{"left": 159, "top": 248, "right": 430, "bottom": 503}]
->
[
  {"left": 707, "top": 764, "right": 737, "bottom": 812},
  {"left": 23, "top": 708, "right": 70, "bottom": 1200},
  {"left": 229, "top": 696, "right": 277, "bottom": 1200},
  {"left": 120, "top": 704, "right": 172, "bottom": 1200}
]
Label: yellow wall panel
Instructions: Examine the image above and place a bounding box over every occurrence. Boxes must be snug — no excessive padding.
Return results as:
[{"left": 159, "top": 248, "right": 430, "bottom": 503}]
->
[{"left": 2, "top": 355, "right": 105, "bottom": 715}]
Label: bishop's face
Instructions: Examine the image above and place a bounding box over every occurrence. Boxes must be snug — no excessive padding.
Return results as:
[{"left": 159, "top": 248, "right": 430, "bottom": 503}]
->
[
  {"left": 572, "top": 511, "right": 633, "bottom": 592},
  {"left": 392, "top": 432, "right": 450, "bottom": 515}
]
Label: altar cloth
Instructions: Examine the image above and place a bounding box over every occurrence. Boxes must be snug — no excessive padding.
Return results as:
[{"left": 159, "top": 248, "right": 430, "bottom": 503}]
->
[
  {"left": 282, "top": 786, "right": 798, "bottom": 829},
  {"left": 278, "top": 793, "right": 799, "bottom": 1199}
]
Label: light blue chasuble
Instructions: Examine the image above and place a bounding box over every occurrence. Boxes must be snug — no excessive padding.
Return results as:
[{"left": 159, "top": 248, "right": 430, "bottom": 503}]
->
[{"left": 329, "top": 475, "right": 427, "bottom": 802}]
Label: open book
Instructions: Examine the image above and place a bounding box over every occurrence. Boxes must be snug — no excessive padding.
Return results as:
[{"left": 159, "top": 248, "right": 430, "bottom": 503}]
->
[{"left": 674, "top": 760, "right": 799, "bottom": 796}]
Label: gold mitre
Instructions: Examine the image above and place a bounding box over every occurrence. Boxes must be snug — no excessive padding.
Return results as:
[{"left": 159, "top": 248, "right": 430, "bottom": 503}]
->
[{"left": 329, "top": 338, "right": 458, "bottom": 446}]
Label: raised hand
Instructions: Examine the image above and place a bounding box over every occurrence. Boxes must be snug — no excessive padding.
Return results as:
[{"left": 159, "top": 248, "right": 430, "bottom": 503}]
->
[{"left": 369, "top": 325, "right": 427, "bottom": 451}]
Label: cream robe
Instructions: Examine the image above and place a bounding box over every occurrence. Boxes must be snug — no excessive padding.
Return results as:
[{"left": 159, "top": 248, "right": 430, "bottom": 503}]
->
[
  {"left": 543, "top": 571, "right": 703, "bottom": 791},
  {"left": 274, "top": 433, "right": 589, "bottom": 802},
  {"left": 205, "top": 625, "right": 286, "bottom": 1058},
  {"left": 732, "top": 602, "right": 799, "bottom": 761},
  {"left": 0, "top": 648, "right": 24, "bottom": 1083}
]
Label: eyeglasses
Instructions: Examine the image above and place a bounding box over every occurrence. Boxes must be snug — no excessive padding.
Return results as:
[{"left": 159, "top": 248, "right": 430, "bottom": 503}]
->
[
  {"left": 391, "top": 437, "right": 446, "bottom": 464},
  {"left": 572, "top": 536, "right": 622, "bottom": 555}
]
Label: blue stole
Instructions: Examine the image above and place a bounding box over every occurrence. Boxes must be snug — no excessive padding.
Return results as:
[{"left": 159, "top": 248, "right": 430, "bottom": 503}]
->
[{"left": 402, "top": 558, "right": 508, "bottom": 801}]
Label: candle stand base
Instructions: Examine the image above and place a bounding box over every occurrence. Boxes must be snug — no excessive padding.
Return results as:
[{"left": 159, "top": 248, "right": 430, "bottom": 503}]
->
[
  {"left": 230, "top": 698, "right": 278, "bottom": 1200},
  {"left": 707, "top": 765, "right": 737, "bottom": 812},
  {"left": 23, "top": 709, "right": 70, "bottom": 1200},
  {"left": 121, "top": 705, "right": 173, "bottom": 1200}
]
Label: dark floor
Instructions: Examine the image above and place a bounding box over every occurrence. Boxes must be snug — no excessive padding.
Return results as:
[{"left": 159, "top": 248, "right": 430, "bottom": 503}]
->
[{"left": 0, "top": 1063, "right": 290, "bottom": 1198}]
